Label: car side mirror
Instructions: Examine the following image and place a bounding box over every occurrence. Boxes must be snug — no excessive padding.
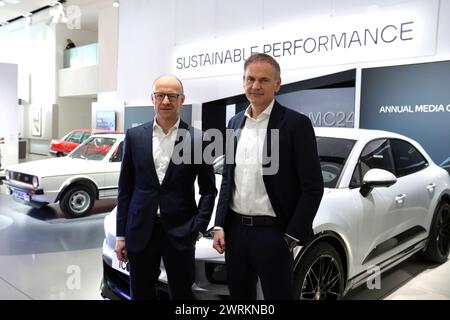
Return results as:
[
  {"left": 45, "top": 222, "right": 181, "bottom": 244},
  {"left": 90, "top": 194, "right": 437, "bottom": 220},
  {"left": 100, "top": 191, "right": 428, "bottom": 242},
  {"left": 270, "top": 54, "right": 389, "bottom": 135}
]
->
[{"left": 360, "top": 168, "right": 397, "bottom": 197}]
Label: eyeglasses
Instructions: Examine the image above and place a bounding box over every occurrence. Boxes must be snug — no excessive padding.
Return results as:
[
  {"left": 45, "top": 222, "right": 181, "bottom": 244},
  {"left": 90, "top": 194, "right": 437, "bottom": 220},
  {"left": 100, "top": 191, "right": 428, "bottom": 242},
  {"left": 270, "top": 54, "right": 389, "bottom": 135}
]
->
[{"left": 153, "top": 92, "right": 183, "bottom": 102}]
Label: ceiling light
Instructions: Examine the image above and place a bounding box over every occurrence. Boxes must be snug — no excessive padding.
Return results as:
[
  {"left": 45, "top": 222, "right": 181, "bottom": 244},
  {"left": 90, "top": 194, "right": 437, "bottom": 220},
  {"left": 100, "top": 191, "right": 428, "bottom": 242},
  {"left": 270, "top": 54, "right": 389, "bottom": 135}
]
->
[
  {"left": 49, "top": 3, "right": 67, "bottom": 24},
  {"left": 112, "top": 1, "right": 119, "bottom": 8},
  {"left": 23, "top": 13, "right": 32, "bottom": 26}
]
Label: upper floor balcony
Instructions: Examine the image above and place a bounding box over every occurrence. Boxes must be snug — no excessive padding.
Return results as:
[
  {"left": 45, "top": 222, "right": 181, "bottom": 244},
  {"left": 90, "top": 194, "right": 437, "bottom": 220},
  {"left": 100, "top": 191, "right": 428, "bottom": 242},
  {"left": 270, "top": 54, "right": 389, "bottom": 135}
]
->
[
  {"left": 59, "top": 43, "right": 98, "bottom": 97},
  {"left": 63, "top": 43, "right": 98, "bottom": 68}
]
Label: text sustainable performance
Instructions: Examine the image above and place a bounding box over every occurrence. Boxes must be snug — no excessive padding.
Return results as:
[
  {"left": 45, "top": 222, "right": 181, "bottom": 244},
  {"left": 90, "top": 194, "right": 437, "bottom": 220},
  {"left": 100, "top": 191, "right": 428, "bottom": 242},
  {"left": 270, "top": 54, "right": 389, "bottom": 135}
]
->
[{"left": 176, "top": 21, "right": 414, "bottom": 70}]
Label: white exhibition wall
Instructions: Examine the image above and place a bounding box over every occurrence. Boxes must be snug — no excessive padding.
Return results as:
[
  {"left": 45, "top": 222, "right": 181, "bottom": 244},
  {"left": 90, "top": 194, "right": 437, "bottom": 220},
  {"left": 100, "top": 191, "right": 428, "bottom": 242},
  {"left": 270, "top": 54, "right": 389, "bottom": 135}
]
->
[
  {"left": 0, "top": 1, "right": 112, "bottom": 154},
  {"left": 117, "top": 0, "right": 450, "bottom": 114},
  {"left": 0, "top": 63, "right": 19, "bottom": 168}
]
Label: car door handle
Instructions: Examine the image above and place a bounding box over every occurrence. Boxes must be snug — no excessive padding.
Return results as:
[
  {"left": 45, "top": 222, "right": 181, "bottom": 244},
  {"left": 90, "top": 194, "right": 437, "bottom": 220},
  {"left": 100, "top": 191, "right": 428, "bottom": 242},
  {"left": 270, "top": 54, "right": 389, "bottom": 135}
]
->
[
  {"left": 427, "top": 183, "right": 436, "bottom": 192},
  {"left": 395, "top": 194, "right": 406, "bottom": 204}
]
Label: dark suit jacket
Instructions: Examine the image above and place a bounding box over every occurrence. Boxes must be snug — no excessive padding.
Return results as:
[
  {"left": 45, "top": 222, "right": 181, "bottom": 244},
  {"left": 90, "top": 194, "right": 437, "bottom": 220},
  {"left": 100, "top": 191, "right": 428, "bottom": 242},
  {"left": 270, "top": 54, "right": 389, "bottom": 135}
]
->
[
  {"left": 215, "top": 101, "right": 324, "bottom": 245},
  {"left": 117, "top": 120, "right": 217, "bottom": 253}
]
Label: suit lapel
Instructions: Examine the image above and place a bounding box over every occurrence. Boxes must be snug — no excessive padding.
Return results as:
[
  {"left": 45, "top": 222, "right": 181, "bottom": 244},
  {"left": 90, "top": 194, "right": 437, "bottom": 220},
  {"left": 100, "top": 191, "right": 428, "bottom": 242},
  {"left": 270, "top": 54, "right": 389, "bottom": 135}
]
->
[
  {"left": 232, "top": 112, "right": 246, "bottom": 158},
  {"left": 143, "top": 121, "right": 160, "bottom": 185},
  {"left": 227, "top": 111, "right": 246, "bottom": 182},
  {"left": 263, "top": 101, "right": 284, "bottom": 168},
  {"left": 161, "top": 120, "right": 190, "bottom": 186}
]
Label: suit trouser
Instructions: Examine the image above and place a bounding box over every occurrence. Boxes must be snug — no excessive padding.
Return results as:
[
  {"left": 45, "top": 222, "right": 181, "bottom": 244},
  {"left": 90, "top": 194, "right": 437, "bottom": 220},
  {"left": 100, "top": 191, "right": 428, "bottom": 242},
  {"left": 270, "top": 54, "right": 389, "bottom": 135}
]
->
[
  {"left": 225, "top": 210, "right": 294, "bottom": 300},
  {"left": 128, "top": 220, "right": 195, "bottom": 300}
]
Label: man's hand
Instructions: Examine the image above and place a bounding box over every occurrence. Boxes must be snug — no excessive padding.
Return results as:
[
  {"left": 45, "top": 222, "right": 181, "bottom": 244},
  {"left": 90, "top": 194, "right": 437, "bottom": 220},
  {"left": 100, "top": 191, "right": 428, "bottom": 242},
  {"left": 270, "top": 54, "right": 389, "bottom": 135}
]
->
[
  {"left": 115, "top": 239, "right": 128, "bottom": 262},
  {"left": 213, "top": 229, "right": 226, "bottom": 254}
]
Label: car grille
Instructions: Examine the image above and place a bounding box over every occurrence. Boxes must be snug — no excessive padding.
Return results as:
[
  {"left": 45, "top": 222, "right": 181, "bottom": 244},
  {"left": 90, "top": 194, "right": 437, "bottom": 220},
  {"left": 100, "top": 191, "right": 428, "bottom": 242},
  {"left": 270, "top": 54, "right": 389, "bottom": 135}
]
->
[
  {"left": 10, "top": 171, "right": 34, "bottom": 185},
  {"left": 102, "top": 260, "right": 169, "bottom": 300},
  {"left": 103, "top": 260, "right": 131, "bottom": 299}
]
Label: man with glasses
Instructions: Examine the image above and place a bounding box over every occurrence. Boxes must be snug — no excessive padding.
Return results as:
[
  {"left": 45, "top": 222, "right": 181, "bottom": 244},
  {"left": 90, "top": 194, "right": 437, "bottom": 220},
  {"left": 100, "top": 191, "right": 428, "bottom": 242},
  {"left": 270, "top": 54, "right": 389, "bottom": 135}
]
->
[{"left": 115, "top": 75, "right": 217, "bottom": 300}]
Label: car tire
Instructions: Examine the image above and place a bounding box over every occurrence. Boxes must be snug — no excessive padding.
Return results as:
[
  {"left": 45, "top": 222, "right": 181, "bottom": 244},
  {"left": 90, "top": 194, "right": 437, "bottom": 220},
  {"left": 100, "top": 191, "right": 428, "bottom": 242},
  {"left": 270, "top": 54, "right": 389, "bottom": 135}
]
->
[
  {"left": 423, "top": 202, "right": 450, "bottom": 263},
  {"left": 60, "top": 185, "right": 94, "bottom": 218},
  {"left": 56, "top": 152, "right": 64, "bottom": 157},
  {"left": 293, "top": 242, "right": 345, "bottom": 300}
]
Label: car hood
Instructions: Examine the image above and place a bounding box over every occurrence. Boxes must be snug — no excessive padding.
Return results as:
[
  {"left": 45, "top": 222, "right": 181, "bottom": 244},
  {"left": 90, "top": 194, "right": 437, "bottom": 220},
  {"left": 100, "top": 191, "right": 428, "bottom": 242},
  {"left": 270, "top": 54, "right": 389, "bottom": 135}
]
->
[{"left": 6, "top": 157, "right": 107, "bottom": 177}]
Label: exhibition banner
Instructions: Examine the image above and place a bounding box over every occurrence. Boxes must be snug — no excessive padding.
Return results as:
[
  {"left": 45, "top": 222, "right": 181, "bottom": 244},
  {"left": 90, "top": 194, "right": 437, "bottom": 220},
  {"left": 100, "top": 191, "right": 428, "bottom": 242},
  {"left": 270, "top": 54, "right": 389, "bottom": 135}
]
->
[
  {"left": 360, "top": 60, "right": 450, "bottom": 166},
  {"left": 173, "top": 0, "right": 438, "bottom": 79},
  {"left": 277, "top": 88, "right": 355, "bottom": 128}
]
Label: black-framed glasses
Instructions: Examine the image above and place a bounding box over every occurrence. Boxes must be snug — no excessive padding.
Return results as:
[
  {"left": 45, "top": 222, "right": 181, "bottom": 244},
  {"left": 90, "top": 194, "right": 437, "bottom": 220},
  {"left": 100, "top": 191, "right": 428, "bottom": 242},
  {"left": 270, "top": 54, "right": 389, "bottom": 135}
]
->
[{"left": 153, "top": 92, "right": 183, "bottom": 102}]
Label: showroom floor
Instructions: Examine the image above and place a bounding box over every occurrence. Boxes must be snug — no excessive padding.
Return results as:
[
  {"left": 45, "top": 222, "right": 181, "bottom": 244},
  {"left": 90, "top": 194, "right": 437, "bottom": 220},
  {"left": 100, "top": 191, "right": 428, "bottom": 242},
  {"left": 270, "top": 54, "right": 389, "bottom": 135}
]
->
[{"left": 0, "top": 154, "right": 448, "bottom": 300}]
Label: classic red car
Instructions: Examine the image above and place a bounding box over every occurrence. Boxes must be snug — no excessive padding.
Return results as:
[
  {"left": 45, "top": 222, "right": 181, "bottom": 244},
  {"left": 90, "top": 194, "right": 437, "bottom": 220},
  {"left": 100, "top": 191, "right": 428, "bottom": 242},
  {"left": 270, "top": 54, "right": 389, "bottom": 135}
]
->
[{"left": 49, "top": 129, "right": 122, "bottom": 157}]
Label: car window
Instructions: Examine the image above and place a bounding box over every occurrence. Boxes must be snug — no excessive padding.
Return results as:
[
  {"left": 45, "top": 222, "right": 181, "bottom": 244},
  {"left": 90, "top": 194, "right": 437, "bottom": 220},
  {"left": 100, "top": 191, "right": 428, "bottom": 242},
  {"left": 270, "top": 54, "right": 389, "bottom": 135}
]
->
[
  {"left": 110, "top": 141, "right": 123, "bottom": 162},
  {"left": 350, "top": 139, "right": 395, "bottom": 188},
  {"left": 70, "top": 137, "right": 116, "bottom": 161},
  {"left": 317, "top": 137, "right": 356, "bottom": 188},
  {"left": 66, "top": 131, "right": 84, "bottom": 144},
  {"left": 390, "top": 139, "right": 428, "bottom": 177},
  {"left": 82, "top": 132, "right": 92, "bottom": 142}
]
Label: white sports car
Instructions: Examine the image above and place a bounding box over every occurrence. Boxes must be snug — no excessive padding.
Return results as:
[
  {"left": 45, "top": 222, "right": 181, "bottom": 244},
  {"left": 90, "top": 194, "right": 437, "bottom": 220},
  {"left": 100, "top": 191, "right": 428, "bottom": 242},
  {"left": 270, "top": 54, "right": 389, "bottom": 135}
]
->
[
  {"left": 101, "top": 128, "right": 450, "bottom": 300},
  {"left": 3, "top": 133, "right": 124, "bottom": 218}
]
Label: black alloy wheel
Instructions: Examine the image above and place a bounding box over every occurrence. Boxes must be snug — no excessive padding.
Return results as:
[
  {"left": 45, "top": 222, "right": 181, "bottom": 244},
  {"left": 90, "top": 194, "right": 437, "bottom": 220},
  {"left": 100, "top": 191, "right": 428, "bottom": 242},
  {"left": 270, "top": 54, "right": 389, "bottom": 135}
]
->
[
  {"left": 424, "top": 202, "right": 450, "bottom": 263},
  {"left": 293, "top": 242, "right": 345, "bottom": 300}
]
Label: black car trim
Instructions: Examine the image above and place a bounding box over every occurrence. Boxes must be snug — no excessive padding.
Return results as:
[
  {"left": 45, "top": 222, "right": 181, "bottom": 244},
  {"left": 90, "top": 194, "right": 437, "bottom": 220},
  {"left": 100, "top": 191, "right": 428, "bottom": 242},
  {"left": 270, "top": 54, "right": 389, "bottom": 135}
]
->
[
  {"left": 98, "top": 187, "right": 118, "bottom": 191},
  {"left": 348, "top": 238, "right": 427, "bottom": 291},
  {"left": 362, "top": 226, "right": 427, "bottom": 265}
]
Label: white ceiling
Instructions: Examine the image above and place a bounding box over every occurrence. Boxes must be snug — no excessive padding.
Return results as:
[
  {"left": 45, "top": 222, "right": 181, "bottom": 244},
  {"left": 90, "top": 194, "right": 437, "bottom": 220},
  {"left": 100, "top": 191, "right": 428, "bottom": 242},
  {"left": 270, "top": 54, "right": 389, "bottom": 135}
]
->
[
  {"left": 0, "top": 0, "right": 100, "bottom": 31},
  {"left": 0, "top": 0, "right": 52, "bottom": 23}
]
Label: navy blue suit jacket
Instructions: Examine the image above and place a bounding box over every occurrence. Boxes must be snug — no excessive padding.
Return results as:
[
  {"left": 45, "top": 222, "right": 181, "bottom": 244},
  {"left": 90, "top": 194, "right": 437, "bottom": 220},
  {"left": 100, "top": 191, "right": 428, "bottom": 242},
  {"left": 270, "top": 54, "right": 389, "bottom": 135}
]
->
[
  {"left": 215, "top": 101, "right": 324, "bottom": 245},
  {"left": 117, "top": 120, "right": 217, "bottom": 252}
]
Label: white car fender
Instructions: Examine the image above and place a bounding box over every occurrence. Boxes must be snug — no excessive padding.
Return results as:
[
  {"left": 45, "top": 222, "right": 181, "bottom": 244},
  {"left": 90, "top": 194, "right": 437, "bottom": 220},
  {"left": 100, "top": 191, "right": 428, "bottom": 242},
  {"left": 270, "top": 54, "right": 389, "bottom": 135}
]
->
[{"left": 56, "top": 175, "right": 99, "bottom": 201}]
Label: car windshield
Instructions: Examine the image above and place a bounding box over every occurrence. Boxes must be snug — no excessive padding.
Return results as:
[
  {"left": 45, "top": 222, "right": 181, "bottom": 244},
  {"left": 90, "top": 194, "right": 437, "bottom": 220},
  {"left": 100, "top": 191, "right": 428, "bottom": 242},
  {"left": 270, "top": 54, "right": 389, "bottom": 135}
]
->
[
  {"left": 69, "top": 137, "right": 116, "bottom": 161},
  {"left": 317, "top": 137, "right": 356, "bottom": 188}
]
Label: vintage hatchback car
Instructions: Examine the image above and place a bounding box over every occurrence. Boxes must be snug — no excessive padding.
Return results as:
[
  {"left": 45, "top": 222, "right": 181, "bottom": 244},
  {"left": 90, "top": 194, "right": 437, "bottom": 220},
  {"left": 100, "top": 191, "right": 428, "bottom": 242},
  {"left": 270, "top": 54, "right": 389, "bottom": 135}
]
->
[
  {"left": 49, "top": 129, "right": 121, "bottom": 157},
  {"left": 101, "top": 128, "right": 450, "bottom": 300},
  {"left": 4, "top": 133, "right": 124, "bottom": 218}
]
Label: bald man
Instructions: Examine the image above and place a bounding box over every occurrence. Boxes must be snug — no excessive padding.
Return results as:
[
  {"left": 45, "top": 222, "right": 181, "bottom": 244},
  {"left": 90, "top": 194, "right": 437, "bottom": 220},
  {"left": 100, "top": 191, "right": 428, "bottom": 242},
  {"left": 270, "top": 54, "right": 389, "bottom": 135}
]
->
[{"left": 115, "top": 75, "right": 217, "bottom": 300}]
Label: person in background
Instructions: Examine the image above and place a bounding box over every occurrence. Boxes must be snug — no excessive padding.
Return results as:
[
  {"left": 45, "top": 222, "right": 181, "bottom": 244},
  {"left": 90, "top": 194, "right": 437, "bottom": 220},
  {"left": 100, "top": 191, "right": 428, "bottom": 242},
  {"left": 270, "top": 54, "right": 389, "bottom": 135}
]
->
[
  {"left": 65, "top": 39, "right": 76, "bottom": 50},
  {"left": 213, "top": 53, "right": 324, "bottom": 299}
]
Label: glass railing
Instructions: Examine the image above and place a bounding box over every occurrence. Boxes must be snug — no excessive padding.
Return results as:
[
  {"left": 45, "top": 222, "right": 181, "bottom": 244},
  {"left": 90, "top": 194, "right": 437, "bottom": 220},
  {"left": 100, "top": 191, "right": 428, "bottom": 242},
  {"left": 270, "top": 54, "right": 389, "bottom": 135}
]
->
[{"left": 63, "top": 43, "right": 98, "bottom": 68}]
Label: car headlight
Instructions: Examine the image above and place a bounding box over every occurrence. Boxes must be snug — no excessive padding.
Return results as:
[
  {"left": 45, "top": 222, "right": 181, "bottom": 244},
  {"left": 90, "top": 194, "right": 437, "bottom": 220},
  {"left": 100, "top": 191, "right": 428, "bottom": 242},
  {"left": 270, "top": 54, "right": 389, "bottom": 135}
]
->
[
  {"left": 32, "top": 176, "right": 39, "bottom": 188},
  {"left": 205, "top": 263, "right": 227, "bottom": 284}
]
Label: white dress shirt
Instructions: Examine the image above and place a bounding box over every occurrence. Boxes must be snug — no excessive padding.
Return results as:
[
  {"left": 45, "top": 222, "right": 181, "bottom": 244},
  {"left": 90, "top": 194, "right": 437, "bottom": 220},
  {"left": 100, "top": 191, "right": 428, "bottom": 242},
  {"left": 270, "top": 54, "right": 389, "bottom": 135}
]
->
[
  {"left": 152, "top": 117, "right": 180, "bottom": 184},
  {"left": 116, "top": 117, "right": 180, "bottom": 241},
  {"left": 229, "top": 100, "right": 276, "bottom": 217}
]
